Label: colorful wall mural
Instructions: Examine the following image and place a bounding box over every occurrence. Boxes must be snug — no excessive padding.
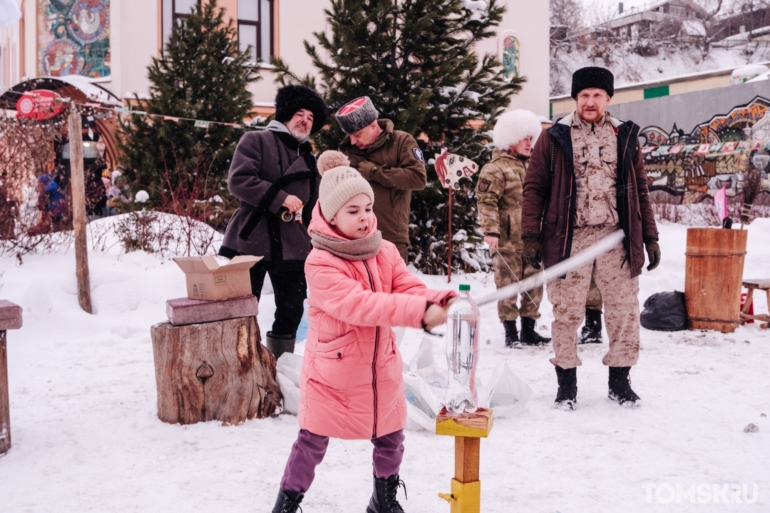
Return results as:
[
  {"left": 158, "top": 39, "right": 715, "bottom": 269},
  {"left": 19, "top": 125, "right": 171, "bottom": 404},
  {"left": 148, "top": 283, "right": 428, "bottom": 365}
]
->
[
  {"left": 640, "top": 96, "right": 770, "bottom": 204},
  {"left": 37, "top": 0, "right": 111, "bottom": 78},
  {"left": 500, "top": 33, "right": 520, "bottom": 80}
]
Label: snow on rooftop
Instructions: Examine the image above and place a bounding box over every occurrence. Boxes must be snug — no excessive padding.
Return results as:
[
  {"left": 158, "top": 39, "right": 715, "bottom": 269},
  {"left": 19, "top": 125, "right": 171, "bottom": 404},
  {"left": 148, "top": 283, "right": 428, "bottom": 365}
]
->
[{"left": 57, "top": 74, "right": 122, "bottom": 106}]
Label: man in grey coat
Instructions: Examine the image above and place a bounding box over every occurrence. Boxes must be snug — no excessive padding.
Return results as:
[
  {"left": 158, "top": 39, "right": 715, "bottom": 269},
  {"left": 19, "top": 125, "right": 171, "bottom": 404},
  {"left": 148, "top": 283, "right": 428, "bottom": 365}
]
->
[{"left": 219, "top": 85, "right": 327, "bottom": 359}]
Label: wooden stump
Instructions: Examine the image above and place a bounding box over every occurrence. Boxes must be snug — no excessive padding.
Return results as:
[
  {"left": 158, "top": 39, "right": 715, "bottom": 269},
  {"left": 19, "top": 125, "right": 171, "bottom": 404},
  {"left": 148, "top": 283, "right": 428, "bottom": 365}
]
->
[
  {"left": 150, "top": 316, "right": 281, "bottom": 425},
  {"left": 0, "top": 331, "right": 10, "bottom": 455}
]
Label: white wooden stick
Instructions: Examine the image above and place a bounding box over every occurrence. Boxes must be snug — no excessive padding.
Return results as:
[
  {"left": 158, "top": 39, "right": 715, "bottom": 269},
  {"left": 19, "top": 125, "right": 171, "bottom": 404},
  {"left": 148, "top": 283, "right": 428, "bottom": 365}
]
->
[{"left": 474, "top": 230, "right": 625, "bottom": 308}]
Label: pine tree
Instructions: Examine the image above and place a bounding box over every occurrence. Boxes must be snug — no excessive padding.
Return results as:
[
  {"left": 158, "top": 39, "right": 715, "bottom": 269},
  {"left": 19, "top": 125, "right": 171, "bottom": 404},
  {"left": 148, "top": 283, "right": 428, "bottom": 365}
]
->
[
  {"left": 118, "top": 0, "right": 259, "bottom": 227},
  {"left": 273, "top": 0, "right": 523, "bottom": 273}
]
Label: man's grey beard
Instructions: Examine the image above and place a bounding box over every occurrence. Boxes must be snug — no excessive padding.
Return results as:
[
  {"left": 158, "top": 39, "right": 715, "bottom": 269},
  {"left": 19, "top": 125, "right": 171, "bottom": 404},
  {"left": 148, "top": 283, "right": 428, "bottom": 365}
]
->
[{"left": 287, "top": 124, "right": 311, "bottom": 142}]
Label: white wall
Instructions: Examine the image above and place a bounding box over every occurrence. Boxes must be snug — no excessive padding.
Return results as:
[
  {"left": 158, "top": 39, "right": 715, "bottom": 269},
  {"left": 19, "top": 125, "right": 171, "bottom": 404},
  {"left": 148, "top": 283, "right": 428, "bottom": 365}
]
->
[
  {"left": 476, "top": 0, "right": 551, "bottom": 117},
  {"left": 108, "top": 0, "right": 160, "bottom": 99},
  {"left": 5, "top": 0, "right": 549, "bottom": 115},
  {"left": 0, "top": 13, "right": 21, "bottom": 91}
]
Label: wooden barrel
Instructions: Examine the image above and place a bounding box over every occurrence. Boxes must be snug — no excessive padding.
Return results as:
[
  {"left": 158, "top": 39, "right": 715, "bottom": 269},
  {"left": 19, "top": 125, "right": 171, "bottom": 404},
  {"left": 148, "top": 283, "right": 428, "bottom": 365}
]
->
[{"left": 685, "top": 228, "right": 748, "bottom": 333}]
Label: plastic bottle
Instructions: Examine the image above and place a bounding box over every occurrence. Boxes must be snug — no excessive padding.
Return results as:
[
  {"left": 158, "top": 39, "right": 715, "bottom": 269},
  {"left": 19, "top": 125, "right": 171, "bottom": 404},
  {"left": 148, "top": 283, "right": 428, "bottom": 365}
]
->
[{"left": 444, "top": 284, "right": 481, "bottom": 414}]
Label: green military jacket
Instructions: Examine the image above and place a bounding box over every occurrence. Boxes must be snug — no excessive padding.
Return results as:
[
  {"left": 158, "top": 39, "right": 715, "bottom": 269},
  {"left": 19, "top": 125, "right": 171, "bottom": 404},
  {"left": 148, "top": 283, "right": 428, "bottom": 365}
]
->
[
  {"left": 476, "top": 148, "right": 528, "bottom": 254},
  {"left": 339, "top": 119, "right": 426, "bottom": 245}
]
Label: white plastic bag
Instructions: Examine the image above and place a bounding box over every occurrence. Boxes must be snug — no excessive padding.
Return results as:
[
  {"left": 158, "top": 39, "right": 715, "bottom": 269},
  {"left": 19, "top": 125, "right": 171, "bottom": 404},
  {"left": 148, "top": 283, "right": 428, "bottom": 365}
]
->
[
  {"left": 403, "top": 372, "right": 443, "bottom": 431},
  {"left": 276, "top": 352, "right": 303, "bottom": 415},
  {"left": 408, "top": 335, "right": 447, "bottom": 388},
  {"left": 478, "top": 361, "right": 532, "bottom": 418},
  {"left": 404, "top": 336, "right": 447, "bottom": 431}
]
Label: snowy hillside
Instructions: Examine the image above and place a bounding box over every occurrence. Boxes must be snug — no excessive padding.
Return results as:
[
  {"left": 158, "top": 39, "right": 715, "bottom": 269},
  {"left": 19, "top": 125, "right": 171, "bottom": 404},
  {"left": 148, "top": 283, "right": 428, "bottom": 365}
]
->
[
  {"left": 0, "top": 219, "right": 768, "bottom": 511},
  {"left": 551, "top": 44, "right": 770, "bottom": 96}
]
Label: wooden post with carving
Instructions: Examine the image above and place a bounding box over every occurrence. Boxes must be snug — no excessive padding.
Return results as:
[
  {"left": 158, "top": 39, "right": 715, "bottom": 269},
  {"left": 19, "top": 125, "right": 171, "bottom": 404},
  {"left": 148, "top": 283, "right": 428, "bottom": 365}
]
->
[
  {"left": 150, "top": 316, "right": 281, "bottom": 425},
  {"left": 67, "top": 108, "right": 92, "bottom": 314}
]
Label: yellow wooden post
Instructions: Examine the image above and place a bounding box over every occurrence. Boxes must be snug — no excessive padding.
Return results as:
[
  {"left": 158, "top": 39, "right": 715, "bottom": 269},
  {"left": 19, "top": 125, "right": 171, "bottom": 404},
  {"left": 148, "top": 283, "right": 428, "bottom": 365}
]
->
[{"left": 436, "top": 408, "right": 493, "bottom": 513}]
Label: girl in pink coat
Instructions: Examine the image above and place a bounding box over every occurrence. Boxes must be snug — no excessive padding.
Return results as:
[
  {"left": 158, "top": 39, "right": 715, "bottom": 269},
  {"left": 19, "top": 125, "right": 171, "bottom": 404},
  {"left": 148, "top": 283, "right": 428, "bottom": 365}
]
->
[{"left": 272, "top": 151, "right": 456, "bottom": 513}]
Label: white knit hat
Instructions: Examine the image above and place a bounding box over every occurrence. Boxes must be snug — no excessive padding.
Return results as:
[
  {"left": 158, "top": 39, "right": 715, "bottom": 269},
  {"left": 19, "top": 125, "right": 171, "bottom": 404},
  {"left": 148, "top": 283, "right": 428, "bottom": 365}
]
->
[
  {"left": 316, "top": 151, "right": 374, "bottom": 220},
  {"left": 492, "top": 109, "right": 543, "bottom": 150}
]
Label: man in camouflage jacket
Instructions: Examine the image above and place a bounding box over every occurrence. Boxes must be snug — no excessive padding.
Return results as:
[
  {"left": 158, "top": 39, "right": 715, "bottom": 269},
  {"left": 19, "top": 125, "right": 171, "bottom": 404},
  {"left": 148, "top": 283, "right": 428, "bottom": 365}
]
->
[
  {"left": 476, "top": 110, "right": 551, "bottom": 347},
  {"left": 521, "top": 67, "right": 660, "bottom": 410}
]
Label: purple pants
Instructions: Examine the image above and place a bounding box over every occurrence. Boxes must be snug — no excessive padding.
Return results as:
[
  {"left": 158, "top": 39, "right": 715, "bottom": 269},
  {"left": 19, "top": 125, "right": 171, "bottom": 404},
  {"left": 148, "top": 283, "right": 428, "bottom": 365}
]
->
[{"left": 280, "top": 429, "right": 405, "bottom": 493}]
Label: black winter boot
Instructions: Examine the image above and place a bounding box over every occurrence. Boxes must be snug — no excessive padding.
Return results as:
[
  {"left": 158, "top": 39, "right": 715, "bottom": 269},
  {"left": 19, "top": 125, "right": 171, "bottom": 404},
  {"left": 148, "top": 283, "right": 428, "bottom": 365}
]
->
[
  {"left": 520, "top": 317, "right": 551, "bottom": 345},
  {"left": 503, "top": 320, "right": 520, "bottom": 348},
  {"left": 272, "top": 490, "right": 304, "bottom": 513},
  {"left": 608, "top": 366, "right": 641, "bottom": 407},
  {"left": 266, "top": 331, "right": 296, "bottom": 360},
  {"left": 579, "top": 309, "right": 603, "bottom": 344},
  {"left": 367, "top": 474, "right": 407, "bottom": 513},
  {"left": 554, "top": 366, "right": 577, "bottom": 411}
]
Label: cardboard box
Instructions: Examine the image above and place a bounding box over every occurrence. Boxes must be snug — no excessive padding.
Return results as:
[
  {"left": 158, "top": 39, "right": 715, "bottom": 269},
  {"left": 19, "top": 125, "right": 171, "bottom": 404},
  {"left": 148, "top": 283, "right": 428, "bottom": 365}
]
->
[{"left": 173, "top": 255, "right": 261, "bottom": 301}]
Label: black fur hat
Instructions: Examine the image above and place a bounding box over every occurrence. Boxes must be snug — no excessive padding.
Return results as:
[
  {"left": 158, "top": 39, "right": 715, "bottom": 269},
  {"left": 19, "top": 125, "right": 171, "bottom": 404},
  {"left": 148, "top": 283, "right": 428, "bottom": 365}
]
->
[
  {"left": 571, "top": 67, "right": 614, "bottom": 99},
  {"left": 274, "top": 85, "right": 327, "bottom": 134}
]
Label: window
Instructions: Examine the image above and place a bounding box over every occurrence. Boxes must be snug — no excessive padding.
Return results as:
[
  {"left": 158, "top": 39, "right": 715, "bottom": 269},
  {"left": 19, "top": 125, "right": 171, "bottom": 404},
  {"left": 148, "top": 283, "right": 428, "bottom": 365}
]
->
[
  {"left": 238, "top": 0, "right": 274, "bottom": 63},
  {"left": 162, "top": 0, "right": 201, "bottom": 50},
  {"left": 670, "top": 6, "right": 686, "bottom": 17}
]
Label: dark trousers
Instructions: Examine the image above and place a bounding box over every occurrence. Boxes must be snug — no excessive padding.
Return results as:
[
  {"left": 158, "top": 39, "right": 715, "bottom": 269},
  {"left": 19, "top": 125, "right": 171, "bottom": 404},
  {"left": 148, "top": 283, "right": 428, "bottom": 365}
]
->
[
  {"left": 280, "top": 429, "right": 405, "bottom": 493},
  {"left": 249, "top": 260, "right": 306, "bottom": 336}
]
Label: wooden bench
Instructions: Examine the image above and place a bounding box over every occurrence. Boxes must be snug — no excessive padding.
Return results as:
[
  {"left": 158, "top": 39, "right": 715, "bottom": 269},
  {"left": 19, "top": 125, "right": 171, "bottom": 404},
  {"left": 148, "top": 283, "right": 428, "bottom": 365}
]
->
[
  {"left": 0, "top": 300, "right": 23, "bottom": 456},
  {"left": 741, "top": 279, "right": 770, "bottom": 329}
]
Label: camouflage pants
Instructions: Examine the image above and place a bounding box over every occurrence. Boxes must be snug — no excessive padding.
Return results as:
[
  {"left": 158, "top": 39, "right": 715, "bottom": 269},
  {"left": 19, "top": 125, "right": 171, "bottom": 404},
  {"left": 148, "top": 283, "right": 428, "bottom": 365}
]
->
[
  {"left": 546, "top": 224, "right": 640, "bottom": 369},
  {"left": 493, "top": 250, "right": 543, "bottom": 322},
  {"left": 586, "top": 277, "right": 603, "bottom": 310}
]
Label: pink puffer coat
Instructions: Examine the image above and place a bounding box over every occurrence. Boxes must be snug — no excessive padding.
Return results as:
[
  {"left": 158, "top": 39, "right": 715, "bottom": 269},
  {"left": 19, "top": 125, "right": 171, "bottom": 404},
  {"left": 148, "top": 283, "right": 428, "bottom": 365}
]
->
[{"left": 299, "top": 205, "right": 455, "bottom": 440}]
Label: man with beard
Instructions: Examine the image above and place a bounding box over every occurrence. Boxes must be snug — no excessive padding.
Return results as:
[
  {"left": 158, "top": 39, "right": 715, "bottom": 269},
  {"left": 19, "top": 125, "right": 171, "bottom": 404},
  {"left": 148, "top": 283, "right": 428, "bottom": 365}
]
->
[
  {"left": 521, "top": 67, "right": 660, "bottom": 410},
  {"left": 220, "top": 85, "right": 327, "bottom": 360}
]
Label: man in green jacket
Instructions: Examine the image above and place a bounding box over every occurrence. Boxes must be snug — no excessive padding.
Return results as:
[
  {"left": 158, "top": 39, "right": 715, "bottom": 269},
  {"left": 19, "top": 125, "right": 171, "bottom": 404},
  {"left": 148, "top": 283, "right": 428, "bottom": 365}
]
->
[
  {"left": 337, "top": 97, "right": 427, "bottom": 261},
  {"left": 476, "top": 109, "right": 551, "bottom": 348}
]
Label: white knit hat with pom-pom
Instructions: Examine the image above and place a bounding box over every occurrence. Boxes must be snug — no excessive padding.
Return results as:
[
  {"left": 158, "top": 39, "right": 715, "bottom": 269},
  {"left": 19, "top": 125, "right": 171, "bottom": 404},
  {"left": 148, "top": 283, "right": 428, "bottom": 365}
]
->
[{"left": 316, "top": 150, "right": 374, "bottom": 221}]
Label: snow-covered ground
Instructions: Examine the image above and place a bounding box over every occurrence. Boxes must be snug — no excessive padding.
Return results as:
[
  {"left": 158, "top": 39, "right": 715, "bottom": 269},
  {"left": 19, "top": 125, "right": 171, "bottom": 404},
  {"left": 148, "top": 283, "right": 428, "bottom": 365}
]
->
[{"left": 0, "top": 218, "right": 768, "bottom": 512}]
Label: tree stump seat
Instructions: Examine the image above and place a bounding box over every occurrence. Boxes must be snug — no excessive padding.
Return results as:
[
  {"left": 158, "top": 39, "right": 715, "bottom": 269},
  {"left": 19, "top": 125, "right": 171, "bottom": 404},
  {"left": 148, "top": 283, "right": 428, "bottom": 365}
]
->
[{"left": 150, "top": 316, "right": 281, "bottom": 425}]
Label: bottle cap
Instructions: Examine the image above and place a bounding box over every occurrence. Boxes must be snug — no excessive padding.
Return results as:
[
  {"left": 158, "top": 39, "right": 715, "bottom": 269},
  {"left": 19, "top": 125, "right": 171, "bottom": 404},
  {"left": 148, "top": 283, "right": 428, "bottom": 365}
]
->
[{"left": 459, "top": 284, "right": 471, "bottom": 292}]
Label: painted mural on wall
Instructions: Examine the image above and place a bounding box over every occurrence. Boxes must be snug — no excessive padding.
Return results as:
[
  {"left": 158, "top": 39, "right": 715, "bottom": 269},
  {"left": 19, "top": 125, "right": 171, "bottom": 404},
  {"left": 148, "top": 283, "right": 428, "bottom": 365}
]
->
[
  {"left": 500, "top": 34, "right": 520, "bottom": 80},
  {"left": 640, "top": 96, "right": 770, "bottom": 204},
  {"left": 37, "top": 0, "right": 110, "bottom": 78}
]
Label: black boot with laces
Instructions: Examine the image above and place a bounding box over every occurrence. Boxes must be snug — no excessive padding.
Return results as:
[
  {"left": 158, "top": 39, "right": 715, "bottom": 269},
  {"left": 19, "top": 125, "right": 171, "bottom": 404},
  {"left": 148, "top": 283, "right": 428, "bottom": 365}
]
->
[
  {"left": 367, "top": 474, "right": 407, "bottom": 513},
  {"left": 272, "top": 490, "right": 303, "bottom": 513},
  {"left": 608, "top": 366, "right": 641, "bottom": 407},
  {"left": 520, "top": 317, "right": 551, "bottom": 345},
  {"left": 554, "top": 365, "right": 577, "bottom": 411},
  {"left": 503, "top": 320, "right": 520, "bottom": 348},
  {"left": 579, "top": 309, "right": 603, "bottom": 344}
]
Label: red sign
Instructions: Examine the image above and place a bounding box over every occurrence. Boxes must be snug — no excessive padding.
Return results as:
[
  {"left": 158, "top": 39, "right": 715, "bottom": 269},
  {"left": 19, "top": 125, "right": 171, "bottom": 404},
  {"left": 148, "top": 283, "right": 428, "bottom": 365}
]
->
[{"left": 15, "top": 90, "right": 64, "bottom": 120}]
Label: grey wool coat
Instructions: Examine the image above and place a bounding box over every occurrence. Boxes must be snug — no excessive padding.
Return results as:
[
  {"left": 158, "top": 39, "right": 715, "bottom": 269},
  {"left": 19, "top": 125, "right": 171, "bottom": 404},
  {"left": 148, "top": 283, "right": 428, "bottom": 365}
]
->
[{"left": 220, "top": 127, "right": 319, "bottom": 262}]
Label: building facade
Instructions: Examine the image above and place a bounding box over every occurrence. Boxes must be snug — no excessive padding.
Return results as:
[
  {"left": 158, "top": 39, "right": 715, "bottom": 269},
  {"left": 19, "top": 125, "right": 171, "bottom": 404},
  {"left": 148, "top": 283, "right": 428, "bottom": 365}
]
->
[{"left": 0, "top": 0, "right": 549, "bottom": 118}]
